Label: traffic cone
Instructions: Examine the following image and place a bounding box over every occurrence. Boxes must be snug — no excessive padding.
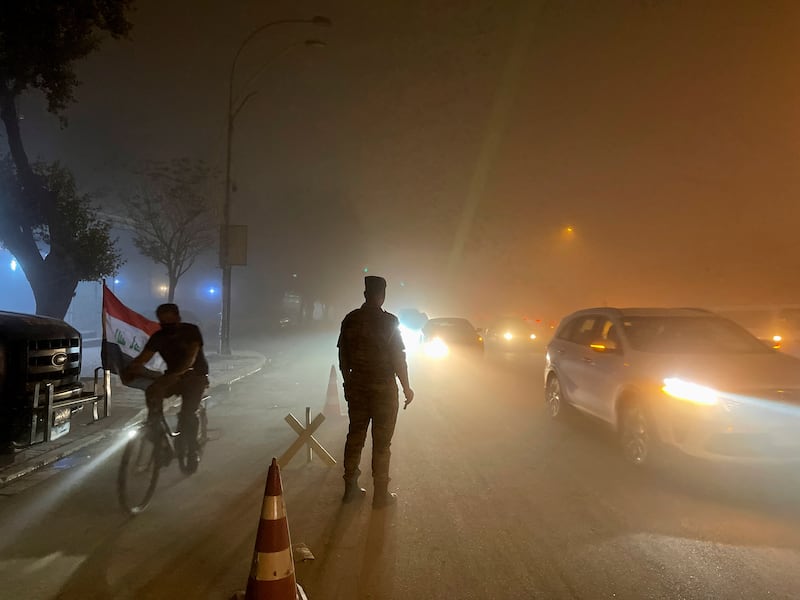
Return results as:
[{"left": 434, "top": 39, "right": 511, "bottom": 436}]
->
[
  {"left": 244, "top": 458, "right": 299, "bottom": 600},
  {"left": 323, "top": 364, "right": 344, "bottom": 418}
]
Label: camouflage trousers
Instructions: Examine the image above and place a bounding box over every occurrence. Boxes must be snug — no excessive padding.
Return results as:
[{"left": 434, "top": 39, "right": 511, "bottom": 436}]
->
[{"left": 343, "top": 382, "right": 399, "bottom": 484}]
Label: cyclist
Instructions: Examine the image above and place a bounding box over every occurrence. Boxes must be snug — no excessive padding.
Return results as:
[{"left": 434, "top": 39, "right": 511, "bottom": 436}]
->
[{"left": 121, "top": 303, "right": 209, "bottom": 471}]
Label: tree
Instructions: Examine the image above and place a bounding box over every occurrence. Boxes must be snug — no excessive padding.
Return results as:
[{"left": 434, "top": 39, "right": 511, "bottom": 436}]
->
[
  {"left": 0, "top": 1, "right": 132, "bottom": 317},
  {"left": 0, "top": 157, "right": 124, "bottom": 316},
  {"left": 124, "top": 159, "right": 218, "bottom": 302}
]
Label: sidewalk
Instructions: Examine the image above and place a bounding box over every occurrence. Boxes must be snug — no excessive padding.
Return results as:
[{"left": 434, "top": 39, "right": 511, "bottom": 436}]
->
[{"left": 0, "top": 351, "right": 268, "bottom": 487}]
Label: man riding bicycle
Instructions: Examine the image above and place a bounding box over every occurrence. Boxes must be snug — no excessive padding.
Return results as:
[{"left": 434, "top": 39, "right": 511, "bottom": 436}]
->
[{"left": 121, "top": 303, "right": 209, "bottom": 471}]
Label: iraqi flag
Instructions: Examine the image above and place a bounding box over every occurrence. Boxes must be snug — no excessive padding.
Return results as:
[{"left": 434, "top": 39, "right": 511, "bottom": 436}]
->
[{"left": 101, "top": 283, "right": 165, "bottom": 389}]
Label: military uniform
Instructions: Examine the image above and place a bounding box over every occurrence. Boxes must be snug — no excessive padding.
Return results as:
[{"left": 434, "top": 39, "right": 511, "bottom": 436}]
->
[{"left": 338, "top": 277, "right": 409, "bottom": 498}]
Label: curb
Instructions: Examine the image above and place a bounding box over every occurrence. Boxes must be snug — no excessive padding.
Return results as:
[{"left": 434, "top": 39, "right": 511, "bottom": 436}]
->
[
  {"left": 0, "top": 357, "right": 266, "bottom": 488},
  {"left": 0, "top": 431, "right": 107, "bottom": 487}
]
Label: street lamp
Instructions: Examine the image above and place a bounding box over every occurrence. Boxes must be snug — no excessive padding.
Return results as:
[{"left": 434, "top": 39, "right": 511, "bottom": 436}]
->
[{"left": 219, "top": 16, "right": 331, "bottom": 356}]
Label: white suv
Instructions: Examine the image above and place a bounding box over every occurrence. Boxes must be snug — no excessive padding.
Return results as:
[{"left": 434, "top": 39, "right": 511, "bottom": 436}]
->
[{"left": 544, "top": 308, "right": 800, "bottom": 467}]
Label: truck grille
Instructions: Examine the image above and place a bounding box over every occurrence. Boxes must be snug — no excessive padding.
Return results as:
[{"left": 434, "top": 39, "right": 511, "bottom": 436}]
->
[
  {"left": 29, "top": 337, "right": 80, "bottom": 351},
  {"left": 26, "top": 337, "right": 81, "bottom": 384}
]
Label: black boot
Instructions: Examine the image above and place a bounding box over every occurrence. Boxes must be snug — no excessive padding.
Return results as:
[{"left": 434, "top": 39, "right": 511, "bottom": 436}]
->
[
  {"left": 342, "top": 478, "right": 367, "bottom": 503},
  {"left": 372, "top": 481, "right": 397, "bottom": 509}
]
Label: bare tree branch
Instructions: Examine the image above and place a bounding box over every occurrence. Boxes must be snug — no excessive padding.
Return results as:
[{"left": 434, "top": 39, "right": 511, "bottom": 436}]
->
[{"left": 123, "top": 158, "right": 219, "bottom": 301}]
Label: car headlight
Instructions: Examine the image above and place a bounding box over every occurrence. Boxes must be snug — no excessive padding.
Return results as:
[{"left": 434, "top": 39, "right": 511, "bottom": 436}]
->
[
  {"left": 425, "top": 337, "right": 449, "bottom": 359},
  {"left": 662, "top": 377, "right": 719, "bottom": 406},
  {"left": 503, "top": 331, "right": 513, "bottom": 341}
]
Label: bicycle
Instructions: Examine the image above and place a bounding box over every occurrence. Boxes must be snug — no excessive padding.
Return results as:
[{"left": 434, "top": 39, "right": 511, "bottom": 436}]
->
[{"left": 117, "top": 394, "right": 209, "bottom": 515}]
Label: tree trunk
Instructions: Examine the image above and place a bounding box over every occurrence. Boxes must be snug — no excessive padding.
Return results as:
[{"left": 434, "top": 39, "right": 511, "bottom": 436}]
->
[
  {"left": 0, "top": 89, "right": 78, "bottom": 320},
  {"left": 26, "top": 259, "right": 80, "bottom": 319},
  {"left": 168, "top": 274, "right": 178, "bottom": 302},
  {"left": 0, "top": 89, "right": 41, "bottom": 201},
  {"left": 33, "top": 276, "right": 79, "bottom": 318}
]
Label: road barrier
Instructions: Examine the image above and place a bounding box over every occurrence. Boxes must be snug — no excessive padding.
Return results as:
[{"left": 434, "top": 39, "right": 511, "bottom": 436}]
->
[
  {"left": 279, "top": 409, "right": 336, "bottom": 468},
  {"left": 323, "top": 365, "right": 345, "bottom": 418},
  {"left": 232, "top": 458, "right": 308, "bottom": 600}
]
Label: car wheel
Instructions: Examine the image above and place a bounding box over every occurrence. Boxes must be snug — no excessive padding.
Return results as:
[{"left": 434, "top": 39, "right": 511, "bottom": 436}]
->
[
  {"left": 545, "top": 374, "right": 566, "bottom": 419},
  {"left": 619, "top": 401, "right": 658, "bottom": 467}
]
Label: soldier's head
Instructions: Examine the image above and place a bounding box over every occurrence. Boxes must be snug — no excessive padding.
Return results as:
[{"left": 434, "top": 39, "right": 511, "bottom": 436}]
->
[
  {"left": 156, "top": 303, "right": 182, "bottom": 328},
  {"left": 364, "top": 276, "right": 387, "bottom": 307}
]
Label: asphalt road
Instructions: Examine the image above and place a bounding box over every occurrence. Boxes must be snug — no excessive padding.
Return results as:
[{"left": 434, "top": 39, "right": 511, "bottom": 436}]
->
[{"left": 1, "top": 332, "right": 800, "bottom": 599}]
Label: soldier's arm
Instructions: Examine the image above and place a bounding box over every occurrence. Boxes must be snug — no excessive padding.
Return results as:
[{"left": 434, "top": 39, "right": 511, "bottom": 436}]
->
[
  {"left": 394, "top": 355, "right": 412, "bottom": 395},
  {"left": 337, "top": 320, "right": 352, "bottom": 382},
  {"left": 388, "top": 319, "right": 413, "bottom": 396}
]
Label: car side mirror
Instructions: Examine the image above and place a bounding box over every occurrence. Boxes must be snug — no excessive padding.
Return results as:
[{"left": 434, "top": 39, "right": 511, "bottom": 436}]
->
[{"left": 589, "top": 340, "right": 618, "bottom": 353}]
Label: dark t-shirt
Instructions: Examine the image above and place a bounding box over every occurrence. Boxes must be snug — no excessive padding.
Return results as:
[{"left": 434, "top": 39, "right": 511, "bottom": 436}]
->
[
  {"left": 337, "top": 304, "right": 406, "bottom": 385},
  {"left": 144, "top": 323, "right": 209, "bottom": 376}
]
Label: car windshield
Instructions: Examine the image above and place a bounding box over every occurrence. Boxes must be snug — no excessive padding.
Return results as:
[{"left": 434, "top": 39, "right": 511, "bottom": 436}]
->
[
  {"left": 622, "top": 316, "right": 772, "bottom": 354},
  {"left": 778, "top": 309, "right": 800, "bottom": 331},
  {"left": 425, "top": 318, "right": 476, "bottom": 340},
  {"left": 493, "top": 318, "right": 532, "bottom": 332},
  {"left": 714, "top": 309, "right": 774, "bottom": 332}
]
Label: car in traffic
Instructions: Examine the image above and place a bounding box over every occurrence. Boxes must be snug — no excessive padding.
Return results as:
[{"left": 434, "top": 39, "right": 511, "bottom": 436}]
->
[
  {"left": 544, "top": 307, "right": 800, "bottom": 467},
  {"left": 421, "top": 317, "right": 484, "bottom": 359},
  {"left": 713, "top": 305, "right": 800, "bottom": 358},
  {"left": 397, "top": 308, "right": 429, "bottom": 350},
  {"left": 484, "top": 316, "right": 544, "bottom": 353}
]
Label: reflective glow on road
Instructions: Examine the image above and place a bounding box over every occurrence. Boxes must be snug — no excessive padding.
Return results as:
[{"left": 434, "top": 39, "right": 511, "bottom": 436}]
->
[{"left": 0, "top": 431, "right": 131, "bottom": 553}]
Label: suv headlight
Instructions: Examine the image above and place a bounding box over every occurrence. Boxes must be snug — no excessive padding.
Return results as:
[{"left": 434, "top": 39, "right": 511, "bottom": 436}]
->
[
  {"left": 662, "top": 378, "right": 719, "bottom": 406},
  {"left": 425, "top": 337, "right": 449, "bottom": 359}
]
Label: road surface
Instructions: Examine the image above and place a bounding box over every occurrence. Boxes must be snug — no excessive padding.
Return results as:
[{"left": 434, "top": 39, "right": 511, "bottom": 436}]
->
[{"left": 1, "top": 331, "right": 799, "bottom": 599}]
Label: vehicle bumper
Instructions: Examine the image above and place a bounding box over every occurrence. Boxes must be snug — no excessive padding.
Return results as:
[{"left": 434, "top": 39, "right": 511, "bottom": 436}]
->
[{"left": 653, "top": 401, "right": 800, "bottom": 465}]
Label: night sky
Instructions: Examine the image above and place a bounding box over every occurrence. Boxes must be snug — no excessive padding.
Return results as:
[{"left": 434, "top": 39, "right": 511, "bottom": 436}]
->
[{"left": 16, "top": 0, "right": 800, "bottom": 322}]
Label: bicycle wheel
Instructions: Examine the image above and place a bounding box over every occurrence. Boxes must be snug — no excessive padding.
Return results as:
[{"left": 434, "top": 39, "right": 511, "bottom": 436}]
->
[
  {"left": 118, "top": 425, "right": 161, "bottom": 514},
  {"left": 177, "top": 404, "right": 208, "bottom": 475}
]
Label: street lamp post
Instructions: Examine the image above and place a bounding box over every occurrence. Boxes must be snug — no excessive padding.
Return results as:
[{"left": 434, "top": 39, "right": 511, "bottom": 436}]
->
[{"left": 219, "top": 16, "right": 331, "bottom": 356}]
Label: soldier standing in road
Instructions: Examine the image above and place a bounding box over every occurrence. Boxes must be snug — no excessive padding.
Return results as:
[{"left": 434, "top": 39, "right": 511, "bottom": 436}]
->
[{"left": 338, "top": 276, "right": 414, "bottom": 508}]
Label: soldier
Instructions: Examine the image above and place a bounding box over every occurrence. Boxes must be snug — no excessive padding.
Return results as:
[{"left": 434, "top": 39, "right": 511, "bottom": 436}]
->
[{"left": 338, "top": 276, "right": 414, "bottom": 508}]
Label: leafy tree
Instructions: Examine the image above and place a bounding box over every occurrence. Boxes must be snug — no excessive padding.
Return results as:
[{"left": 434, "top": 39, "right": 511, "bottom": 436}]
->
[
  {"left": 0, "top": 158, "right": 123, "bottom": 316},
  {"left": 0, "top": 1, "right": 133, "bottom": 317},
  {"left": 124, "top": 159, "right": 218, "bottom": 302}
]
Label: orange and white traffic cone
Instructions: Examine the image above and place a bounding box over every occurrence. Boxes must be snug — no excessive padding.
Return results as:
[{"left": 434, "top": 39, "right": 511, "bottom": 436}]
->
[
  {"left": 323, "top": 364, "right": 344, "bottom": 419},
  {"left": 244, "top": 458, "right": 300, "bottom": 600}
]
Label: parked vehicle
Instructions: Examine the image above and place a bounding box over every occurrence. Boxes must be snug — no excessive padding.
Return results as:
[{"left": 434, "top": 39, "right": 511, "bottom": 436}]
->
[{"left": 0, "top": 311, "right": 110, "bottom": 452}]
